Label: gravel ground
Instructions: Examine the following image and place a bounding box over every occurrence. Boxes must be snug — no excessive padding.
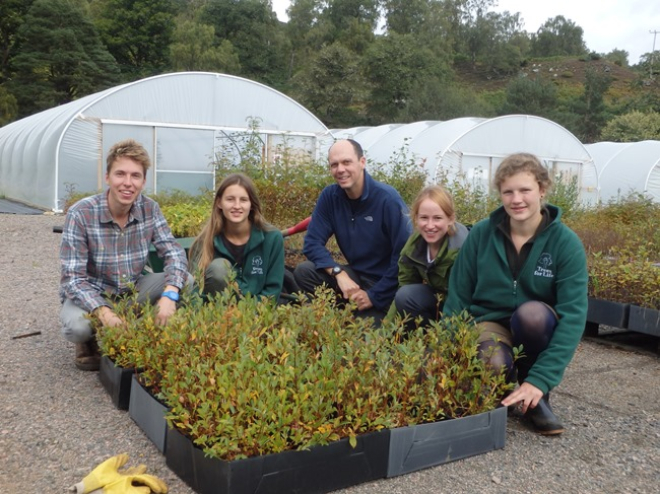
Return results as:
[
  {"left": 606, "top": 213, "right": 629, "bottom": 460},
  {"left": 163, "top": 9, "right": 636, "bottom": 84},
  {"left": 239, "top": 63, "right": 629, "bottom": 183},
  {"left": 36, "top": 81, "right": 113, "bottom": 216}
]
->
[{"left": 1, "top": 213, "right": 659, "bottom": 494}]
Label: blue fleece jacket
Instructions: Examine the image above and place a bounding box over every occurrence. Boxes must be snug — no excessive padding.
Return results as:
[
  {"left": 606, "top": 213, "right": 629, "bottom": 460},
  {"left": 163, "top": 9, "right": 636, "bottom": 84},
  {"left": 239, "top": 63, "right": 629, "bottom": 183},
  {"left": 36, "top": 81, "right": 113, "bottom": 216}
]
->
[{"left": 303, "top": 171, "right": 412, "bottom": 311}]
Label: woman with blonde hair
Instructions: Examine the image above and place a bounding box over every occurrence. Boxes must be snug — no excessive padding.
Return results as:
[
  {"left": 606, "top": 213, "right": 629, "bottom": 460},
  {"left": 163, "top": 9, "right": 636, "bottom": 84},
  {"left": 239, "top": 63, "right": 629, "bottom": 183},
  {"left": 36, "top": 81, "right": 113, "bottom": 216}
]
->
[
  {"left": 392, "top": 185, "right": 469, "bottom": 328},
  {"left": 190, "top": 173, "right": 284, "bottom": 299},
  {"left": 444, "top": 153, "right": 588, "bottom": 435}
]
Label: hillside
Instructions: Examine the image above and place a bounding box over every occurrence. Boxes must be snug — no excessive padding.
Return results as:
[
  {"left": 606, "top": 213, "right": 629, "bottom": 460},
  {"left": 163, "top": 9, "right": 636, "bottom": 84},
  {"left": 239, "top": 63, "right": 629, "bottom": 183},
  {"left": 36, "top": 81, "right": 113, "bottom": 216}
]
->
[{"left": 454, "top": 57, "right": 655, "bottom": 99}]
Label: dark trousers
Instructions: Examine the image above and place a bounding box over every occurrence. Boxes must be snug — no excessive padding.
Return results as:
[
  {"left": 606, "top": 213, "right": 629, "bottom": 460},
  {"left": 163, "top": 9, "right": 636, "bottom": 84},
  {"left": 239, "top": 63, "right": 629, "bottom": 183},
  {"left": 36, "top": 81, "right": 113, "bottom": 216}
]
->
[
  {"left": 393, "top": 283, "right": 439, "bottom": 329},
  {"left": 293, "top": 260, "right": 385, "bottom": 325}
]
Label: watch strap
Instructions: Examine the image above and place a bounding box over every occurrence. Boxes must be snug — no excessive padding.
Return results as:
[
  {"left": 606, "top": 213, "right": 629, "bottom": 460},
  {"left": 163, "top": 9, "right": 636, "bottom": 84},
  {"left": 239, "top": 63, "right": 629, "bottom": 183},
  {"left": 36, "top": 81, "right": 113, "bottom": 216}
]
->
[{"left": 162, "top": 290, "right": 180, "bottom": 302}]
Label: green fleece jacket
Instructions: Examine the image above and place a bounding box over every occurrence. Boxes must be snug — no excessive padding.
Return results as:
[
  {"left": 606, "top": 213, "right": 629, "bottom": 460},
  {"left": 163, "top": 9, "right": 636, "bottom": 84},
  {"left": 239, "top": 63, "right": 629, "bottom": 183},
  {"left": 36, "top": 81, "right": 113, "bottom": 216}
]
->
[
  {"left": 398, "top": 222, "right": 470, "bottom": 299},
  {"left": 444, "top": 204, "right": 588, "bottom": 394},
  {"left": 212, "top": 226, "right": 285, "bottom": 299}
]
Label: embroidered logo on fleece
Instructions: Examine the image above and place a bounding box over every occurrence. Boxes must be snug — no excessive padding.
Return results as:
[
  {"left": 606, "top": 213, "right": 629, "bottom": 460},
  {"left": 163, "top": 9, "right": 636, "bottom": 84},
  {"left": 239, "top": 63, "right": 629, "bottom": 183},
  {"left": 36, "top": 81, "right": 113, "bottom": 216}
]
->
[
  {"left": 251, "top": 256, "right": 264, "bottom": 275},
  {"left": 364, "top": 216, "right": 374, "bottom": 222},
  {"left": 534, "top": 253, "right": 554, "bottom": 278}
]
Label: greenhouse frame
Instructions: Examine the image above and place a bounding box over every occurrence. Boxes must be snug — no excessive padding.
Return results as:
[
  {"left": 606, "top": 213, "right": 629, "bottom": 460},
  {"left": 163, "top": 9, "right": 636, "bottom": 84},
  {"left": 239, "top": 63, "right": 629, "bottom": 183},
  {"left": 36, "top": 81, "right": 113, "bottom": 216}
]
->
[
  {"left": 325, "top": 115, "right": 599, "bottom": 204},
  {"left": 0, "top": 72, "right": 328, "bottom": 212},
  {"left": 585, "top": 141, "right": 660, "bottom": 203}
]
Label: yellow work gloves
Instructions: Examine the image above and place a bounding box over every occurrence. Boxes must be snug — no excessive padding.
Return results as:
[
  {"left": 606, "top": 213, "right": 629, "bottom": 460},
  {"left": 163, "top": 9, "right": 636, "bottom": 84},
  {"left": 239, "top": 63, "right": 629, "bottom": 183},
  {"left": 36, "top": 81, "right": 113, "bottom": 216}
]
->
[
  {"left": 93, "top": 474, "right": 168, "bottom": 494},
  {"left": 70, "top": 454, "right": 167, "bottom": 494}
]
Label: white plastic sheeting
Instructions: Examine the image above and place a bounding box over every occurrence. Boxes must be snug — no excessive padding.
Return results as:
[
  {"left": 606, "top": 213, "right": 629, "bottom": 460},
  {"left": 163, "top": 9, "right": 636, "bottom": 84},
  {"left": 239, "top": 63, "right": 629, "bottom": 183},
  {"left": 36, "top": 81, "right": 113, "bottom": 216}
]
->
[
  {"left": 0, "top": 72, "right": 328, "bottom": 211},
  {"left": 585, "top": 141, "right": 660, "bottom": 203},
  {"left": 328, "top": 115, "right": 598, "bottom": 204}
]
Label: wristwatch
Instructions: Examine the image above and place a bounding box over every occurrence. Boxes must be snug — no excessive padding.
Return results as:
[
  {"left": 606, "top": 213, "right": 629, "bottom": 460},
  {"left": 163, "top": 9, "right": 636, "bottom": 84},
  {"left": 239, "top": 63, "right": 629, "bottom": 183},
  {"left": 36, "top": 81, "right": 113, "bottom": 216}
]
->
[
  {"left": 331, "top": 266, "right": 343, "bottom": 277},
  {"left": 161, "top": 290, "right": 180, "bottom": 302}
]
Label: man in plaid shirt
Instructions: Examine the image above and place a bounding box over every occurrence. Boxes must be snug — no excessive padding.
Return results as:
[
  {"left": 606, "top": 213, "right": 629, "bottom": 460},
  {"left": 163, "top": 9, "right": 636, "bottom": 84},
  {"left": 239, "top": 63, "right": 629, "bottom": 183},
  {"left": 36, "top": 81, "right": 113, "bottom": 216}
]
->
[{"left": 59, "top": 139, "right": 190, "bottom": 371}]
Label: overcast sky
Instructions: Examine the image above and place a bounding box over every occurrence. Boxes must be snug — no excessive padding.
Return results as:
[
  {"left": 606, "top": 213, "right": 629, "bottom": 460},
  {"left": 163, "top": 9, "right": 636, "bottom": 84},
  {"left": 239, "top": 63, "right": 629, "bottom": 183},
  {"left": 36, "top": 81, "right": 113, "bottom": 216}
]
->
[{"left": 271, "top": 0, "right": 660, "bottom": 65}]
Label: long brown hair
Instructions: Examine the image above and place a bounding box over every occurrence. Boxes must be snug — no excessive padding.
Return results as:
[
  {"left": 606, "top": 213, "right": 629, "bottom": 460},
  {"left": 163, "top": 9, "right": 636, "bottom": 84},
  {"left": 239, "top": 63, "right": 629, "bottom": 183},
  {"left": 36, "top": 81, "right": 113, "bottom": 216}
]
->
[{"left": 190, "top": 173, "right": 271, "bottom": 272}]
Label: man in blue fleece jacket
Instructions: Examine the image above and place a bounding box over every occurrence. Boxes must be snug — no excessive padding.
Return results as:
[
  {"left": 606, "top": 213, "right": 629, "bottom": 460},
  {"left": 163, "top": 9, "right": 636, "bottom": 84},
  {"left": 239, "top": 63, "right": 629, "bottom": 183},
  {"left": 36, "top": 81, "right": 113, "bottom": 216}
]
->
[{"left": 293, "top": 139, "right": 411, "bottom": 322}]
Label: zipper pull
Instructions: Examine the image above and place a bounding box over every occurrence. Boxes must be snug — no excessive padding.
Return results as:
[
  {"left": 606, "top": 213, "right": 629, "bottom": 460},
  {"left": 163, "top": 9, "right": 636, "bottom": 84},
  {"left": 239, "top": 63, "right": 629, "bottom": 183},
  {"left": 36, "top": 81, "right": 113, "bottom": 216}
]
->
[{"left": 513, "top": 280, "right": 517, "bottom": 295}]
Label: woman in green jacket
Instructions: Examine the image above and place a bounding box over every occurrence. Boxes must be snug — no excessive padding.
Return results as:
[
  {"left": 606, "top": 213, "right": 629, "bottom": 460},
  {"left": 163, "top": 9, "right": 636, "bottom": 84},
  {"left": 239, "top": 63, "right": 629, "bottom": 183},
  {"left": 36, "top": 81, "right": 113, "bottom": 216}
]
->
[
  {"left": 393, "top": 185, "right": 469, "bottom": 329},
  {"left": 190, "top": 173, "right": 284, "bottom": 300},
  {"left": 444, "top": 153, "right": 588, "bottom": 436}
]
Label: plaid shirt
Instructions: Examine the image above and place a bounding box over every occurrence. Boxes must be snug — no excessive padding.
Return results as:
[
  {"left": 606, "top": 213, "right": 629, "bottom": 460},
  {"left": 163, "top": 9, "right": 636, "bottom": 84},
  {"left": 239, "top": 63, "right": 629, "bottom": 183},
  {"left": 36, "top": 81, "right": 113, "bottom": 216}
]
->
[{"left": 59, "top": 192, "right": 188, "bottom": 312}]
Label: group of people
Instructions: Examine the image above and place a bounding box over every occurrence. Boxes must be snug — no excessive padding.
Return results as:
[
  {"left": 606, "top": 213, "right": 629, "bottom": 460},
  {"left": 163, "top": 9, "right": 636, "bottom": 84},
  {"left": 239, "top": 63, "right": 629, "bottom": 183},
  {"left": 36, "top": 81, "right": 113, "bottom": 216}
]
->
[{"left": 60, "top": 138, "right": 587, "bottom": 436}]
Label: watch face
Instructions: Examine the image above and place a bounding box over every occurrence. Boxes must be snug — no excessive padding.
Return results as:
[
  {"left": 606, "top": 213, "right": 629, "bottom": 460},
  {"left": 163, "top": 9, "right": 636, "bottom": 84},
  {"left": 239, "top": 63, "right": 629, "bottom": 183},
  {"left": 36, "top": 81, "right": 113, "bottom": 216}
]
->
[{"left": 332, "top": 266, "right": 342, "bottom": 276}]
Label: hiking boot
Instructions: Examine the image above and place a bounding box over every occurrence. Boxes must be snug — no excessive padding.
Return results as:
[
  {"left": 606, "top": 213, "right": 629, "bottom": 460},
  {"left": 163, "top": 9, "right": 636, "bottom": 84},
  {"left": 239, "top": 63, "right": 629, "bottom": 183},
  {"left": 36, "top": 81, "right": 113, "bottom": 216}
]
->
[
  {"left": 525, "top": 393, "right": 565, "bottom": 435},
  {"left": 74, "top": 339, "right": 100, "bottom": 371}
]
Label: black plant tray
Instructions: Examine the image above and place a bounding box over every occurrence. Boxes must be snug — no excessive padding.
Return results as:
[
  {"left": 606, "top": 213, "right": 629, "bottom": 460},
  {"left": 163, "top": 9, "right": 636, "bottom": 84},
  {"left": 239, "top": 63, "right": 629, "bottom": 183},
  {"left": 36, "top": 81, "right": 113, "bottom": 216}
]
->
[
  {"left": 98, "top": 355, "right": 133, "bottom": 410},
  {"left": 166, "top": 426, "right": 390, "bottom": 494},
  {"left": 586, "top": 297, "right": 630, "bottom": 331},
  {"left": 129, "top": 375, "right": 169, "bottom": 453},
  {"left": 387, "top": 406, "right": 507, "bottom": 477},
  {"left": 627, "top": 305, "right": 660, "bottom": 337}
]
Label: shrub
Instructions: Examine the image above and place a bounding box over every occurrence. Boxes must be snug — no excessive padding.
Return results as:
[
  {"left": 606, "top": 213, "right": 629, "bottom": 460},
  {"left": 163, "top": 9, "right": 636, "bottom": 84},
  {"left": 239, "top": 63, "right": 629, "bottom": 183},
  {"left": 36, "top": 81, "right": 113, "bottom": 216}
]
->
[{"left": 96, "top": 286, "right": 513, "bottom": 461}]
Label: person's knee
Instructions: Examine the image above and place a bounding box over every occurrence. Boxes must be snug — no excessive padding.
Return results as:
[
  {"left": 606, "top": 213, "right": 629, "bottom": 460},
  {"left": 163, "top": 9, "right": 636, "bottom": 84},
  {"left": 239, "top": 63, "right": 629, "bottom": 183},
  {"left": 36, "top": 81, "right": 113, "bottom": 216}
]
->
[
  {"left": 511, "top": 301, "right": 556, "bottom": 339},
  {"left": 61, "top": 315, "right": 93, "bottom": 343},
  {"left": 204, "top": 258, "right": 232, "bottom": 294},
  {"left": 394, "top": 284, "right": 418, "bottom": 312},
  {"left": 293, "top": 261, "right": 319, "bottom": 292}
]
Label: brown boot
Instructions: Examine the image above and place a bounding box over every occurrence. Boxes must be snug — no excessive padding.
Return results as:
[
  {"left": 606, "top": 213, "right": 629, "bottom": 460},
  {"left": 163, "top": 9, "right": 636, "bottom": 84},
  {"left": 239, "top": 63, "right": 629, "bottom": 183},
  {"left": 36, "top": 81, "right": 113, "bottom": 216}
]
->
[{"left": 74, "top": 339, "right": 100, "bottom": 371}]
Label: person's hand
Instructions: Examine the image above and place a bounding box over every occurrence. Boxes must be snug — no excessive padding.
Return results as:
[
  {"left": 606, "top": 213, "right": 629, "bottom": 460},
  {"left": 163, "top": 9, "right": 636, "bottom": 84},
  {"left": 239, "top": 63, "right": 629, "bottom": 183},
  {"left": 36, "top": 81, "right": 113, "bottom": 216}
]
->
[
  {"left": 96, "top": 306, "right": 124, "bottom": 328},
  {"left": 501, "top": 381, "right": 544, "bottom": 414},
  {"left": 335, "top": 272, "right": 360, "bottom": 300},
  {"left": 155, "top": 297, "right": 176, "bottom": 326},
  {"left": 350, "top": 289, "right": 373, "bottom": 311}
]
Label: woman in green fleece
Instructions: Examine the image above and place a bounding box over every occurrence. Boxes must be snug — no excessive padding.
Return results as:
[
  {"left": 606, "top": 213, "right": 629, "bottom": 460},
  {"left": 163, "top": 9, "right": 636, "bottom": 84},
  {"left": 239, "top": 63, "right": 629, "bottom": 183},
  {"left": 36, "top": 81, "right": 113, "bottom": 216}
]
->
[
  {"left": 392, "top": 185, "right": 469, "bottom": 329},
  {"left": 190, "top": 173, "right": 284, "bottom": 300},
  {"left": 444, "top": 153, "right": 588, "bottom": 436}
]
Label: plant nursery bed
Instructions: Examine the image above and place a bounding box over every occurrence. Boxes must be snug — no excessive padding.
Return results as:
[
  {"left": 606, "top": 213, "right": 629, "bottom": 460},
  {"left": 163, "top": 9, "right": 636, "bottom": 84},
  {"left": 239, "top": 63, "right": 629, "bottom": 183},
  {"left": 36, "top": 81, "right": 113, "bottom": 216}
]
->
[
  {"left": 98, "top": 355, "right": 134, "bottom": 410},
  {"left": 166, "top": 426, "right": 390, "bottom": 494},
  {"left": 165, "top": 406, "right": 507, "bottom": 494},
  {"left": 128, "top": 375, "right": 169, "bottom": 454},
  {"left": 387, "top": 406, "right": 507, "bottom": 477}
]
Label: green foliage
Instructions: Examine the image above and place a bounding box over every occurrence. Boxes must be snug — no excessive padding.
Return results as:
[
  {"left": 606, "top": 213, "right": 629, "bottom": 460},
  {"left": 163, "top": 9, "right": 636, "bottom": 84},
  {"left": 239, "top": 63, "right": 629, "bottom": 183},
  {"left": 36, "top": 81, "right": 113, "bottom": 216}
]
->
[
  {"left": 499, "top": 75, "right": 558, "bottom": 118},
  {"left": 531, "top": 15, "right": 587, "bottom": 58},
  {"left": 9, "top": 0, "right": 120, "bottom": 117},
  {"left": 363, "top": 33, "right": 449, "bottom": 124},
  {"left": 600, "top": 110, "right": 660, "bottom": 142},
  {"left": 568, "top": 66, "right": 613, "bottom": 143},
  {"left": 566, "top": 194, "right": 660, "bottom": 307},
  {"left": 161, "top": 201, "right": 210, "bottom": 237},
  {"left": 203, "top": 0, "right": 289, "bottom": 86},
  {"left": 603, "top": 49, "right": 629, "bottom": 68},
  {"left": 99, "top": 285, "right": 511, "bottom": 461},
  {"left": 588, "top": 246, "right": 660, "bottom": 309},
  {"left": 546, "top": 172, "right": 581, "bottom": 220},
  {"left": 93, "top": 0, "right": 179, "bottom": 81},
  {"left": 0, "top": 0, "right": 33, "bottom": 83},
  {"left": 0, "top": 85, "right": 18, "bottom": 125},
  {"left": 291, "top": 42, "right": 366, "bottom": 127},
  {"left": 169, "top": 19, "right": 241, "bottom": 73}
]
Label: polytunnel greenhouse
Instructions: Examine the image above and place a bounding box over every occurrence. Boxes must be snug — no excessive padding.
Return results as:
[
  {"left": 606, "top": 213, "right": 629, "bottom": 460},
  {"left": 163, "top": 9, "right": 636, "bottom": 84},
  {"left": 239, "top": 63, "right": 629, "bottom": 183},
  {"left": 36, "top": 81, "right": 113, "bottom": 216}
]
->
[
  {"left": 0, "top": 72, "right": 328, "bottom": 211},
  {"left": 585, "top": 141, "right": 660, "bottom": 203},
  {"left": 325, "top": 115, "right": 599, "bottom": 204}
]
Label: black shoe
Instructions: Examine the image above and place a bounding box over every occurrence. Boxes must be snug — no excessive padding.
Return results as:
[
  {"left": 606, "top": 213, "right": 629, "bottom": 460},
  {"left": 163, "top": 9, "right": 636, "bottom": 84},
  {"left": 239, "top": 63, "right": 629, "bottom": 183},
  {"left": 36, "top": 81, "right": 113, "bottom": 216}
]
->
[{"left": 525, "top": 394, "right": 565, "bottom": 435}]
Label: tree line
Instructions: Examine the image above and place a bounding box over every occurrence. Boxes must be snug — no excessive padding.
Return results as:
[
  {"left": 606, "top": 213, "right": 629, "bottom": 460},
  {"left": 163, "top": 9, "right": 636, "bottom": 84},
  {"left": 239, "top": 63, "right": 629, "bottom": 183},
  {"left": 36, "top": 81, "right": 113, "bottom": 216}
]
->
[{"left": 1, "top": 0, "right": 659, "bottom": 142}]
